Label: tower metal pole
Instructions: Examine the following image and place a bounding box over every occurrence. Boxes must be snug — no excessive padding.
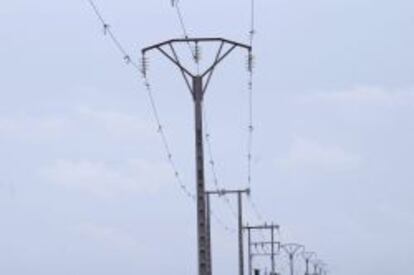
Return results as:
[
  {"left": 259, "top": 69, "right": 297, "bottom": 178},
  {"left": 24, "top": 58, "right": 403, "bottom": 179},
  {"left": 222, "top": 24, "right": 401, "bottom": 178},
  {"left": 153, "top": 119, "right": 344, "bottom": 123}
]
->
[
  {"left": 248, "top": 227, "right": 252, "bottom": 275},
  {"left": 305, "top": 258, "right": 310, "bottom": 275},
  {"left": 193, "top": 75, "right": 208, "bottom": 275},
  {"left": 289, "top": 254, "right": 294, "bottom": 275},
  {"left": 317, "top": 262, "right": 326, "bottom": 275},
  {"left": 270, "top": 225, "right": 275, "bottom": 274},
  {"left": 302, "top": 251, "right": 316, "bottom": 275},
  {"left": 206, "top": 193, "right": 212, "bottom": 275},
  {"left": 313, "top": 262, "right": 318, "bottom": 275},
  {"left": 282, "top": 244, "right": 304, "bottom": 275},
  {"left": 238, "top": 192, "right": 245, "bottom": 275}
]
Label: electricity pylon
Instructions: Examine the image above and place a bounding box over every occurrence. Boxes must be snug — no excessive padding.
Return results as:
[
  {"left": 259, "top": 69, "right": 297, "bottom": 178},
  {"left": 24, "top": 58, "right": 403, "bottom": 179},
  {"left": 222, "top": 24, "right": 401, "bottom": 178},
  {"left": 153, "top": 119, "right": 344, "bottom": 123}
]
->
[
  {"left": 243, "top": 223, "right": 280, "bottom": 275},
  {"left": 142, "top": 37, "right": 251, "bottom": 275},
  {"left": 315, "top": 261, "right": 327, "bottom": 275},
  {"left": 312, "top": 259, "right": 320, "bottom": 275},
  {"left": 282, "top": 243, "right": 304, "bottom": 275},
  {"left": 206, "top": 188, "right": 250, "bottom": 275},
  {"left": 301, "top": 251, "right": 317, "bottom": 275}
]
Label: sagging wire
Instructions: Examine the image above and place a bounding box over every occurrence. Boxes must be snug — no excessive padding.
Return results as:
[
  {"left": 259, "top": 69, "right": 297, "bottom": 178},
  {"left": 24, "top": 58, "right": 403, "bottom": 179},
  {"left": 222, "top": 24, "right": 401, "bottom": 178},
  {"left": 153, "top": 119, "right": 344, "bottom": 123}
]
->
[
  {"left": 170, "top": 0, "right": 236, "bottom": 225},
  {"left": 249, "top": 0, "right": 256, "bottom": 47},
  {"left": 203, "top": 105, "right": 238, "bottom": 219},
  {"left": 170, "top": 0, "right": 198, "bottom": 64},
  {"left": 86, "top": 0, "right": 195, "bottom": 201},
  {"left": 87, "top": 0, "right": 236, "bottom": 233},
  {"left": 87, "top": 0, "right": 136, "bottom": 68},
  {"left": 244, "top": 0, "right": 266, "bottom": 226},
  {"left": 170, "top": 0, "right": 190, "bottom": 39},
  {"left": 244, "top": 0, "right": 273, "bottom": 252},
  {"left": 210, "top": 208, "right": 237, "bottom": 234},
  {"left": 246, "top": 49, "right": 263, "bottom": 223},
  {"left": 169, "top": 0, "right": 264, "bottom": 229}
]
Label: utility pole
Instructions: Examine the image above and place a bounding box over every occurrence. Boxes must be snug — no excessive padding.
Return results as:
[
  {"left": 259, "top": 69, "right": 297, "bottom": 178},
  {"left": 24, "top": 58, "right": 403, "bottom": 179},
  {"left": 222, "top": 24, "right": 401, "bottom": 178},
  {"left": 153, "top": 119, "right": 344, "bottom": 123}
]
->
[
  {"left": 142, "top": 38, "right": 251, "bottom": 275},
  {"left": 206, "top": 189, "right": 250, "bottom": 275},
  {"left": 315, "top": 264, "right": 321, "bottom": 275},
  {"left": 302, "top": 251, "right": 316, "bottom": 275},
  {"left": 312, "top": 260, "right": 319, "bottom": 275},
  {"left": 282, "top": 243, "right": 304, "bottom": 275},
  {"left": 248, "top": 241, "right": 281, "bottom": 275},
  {"left": 317, "top": 262, "right": 327, "bottom": 275},
  {"left": 311, "top": 259, "right": 327, "bottom": 275},
  {"left": 243, "top": 224, "right": 280, "bottom": 275},
  {"left": 205, "top": 192, "right": 213, "bottom": 275}
]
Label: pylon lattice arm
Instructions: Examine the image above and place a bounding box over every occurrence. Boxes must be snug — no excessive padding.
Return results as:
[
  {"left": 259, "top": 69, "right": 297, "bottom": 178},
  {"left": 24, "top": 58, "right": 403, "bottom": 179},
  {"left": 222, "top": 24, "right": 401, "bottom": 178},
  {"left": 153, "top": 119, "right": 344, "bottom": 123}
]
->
[
  {"left": 203, "top": 42, "right": 225, "bottom": 93},
  {"left": 201, "top": 44, "right": 237, "bottom": 77},
  {"left": 156, "top": 46, "right": 193, "bottom": 76},
  {"left": 142, "top": 37, "right": 251, "bottom": 54},
  {"left": 282, "top": 243, "right": 305, "bottom": 256}
]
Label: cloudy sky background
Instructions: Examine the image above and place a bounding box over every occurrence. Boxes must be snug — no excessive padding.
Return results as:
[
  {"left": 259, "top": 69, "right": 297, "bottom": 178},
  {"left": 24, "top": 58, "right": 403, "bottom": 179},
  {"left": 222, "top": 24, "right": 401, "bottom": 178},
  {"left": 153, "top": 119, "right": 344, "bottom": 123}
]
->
[{"left": 1, "top": 0, "right": 414, "bottom": 274}]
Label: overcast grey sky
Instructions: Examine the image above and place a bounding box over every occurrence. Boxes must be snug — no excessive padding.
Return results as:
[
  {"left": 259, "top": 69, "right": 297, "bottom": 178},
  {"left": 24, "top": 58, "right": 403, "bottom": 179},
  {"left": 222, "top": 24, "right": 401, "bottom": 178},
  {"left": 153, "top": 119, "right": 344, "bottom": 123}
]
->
[{"left": 1, "top": 0, "right": 414, "bottom": 275}]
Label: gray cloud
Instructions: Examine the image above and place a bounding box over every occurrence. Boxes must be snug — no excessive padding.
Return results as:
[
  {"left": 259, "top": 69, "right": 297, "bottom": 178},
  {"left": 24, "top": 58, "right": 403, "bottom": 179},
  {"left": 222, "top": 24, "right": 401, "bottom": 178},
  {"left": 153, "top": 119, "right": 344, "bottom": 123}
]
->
[
  {"left": 40, "top": 158, "right": 170, "bottom": 198},
  {"left": 276, "top": 135, "right": 362, "bottom": 171}
]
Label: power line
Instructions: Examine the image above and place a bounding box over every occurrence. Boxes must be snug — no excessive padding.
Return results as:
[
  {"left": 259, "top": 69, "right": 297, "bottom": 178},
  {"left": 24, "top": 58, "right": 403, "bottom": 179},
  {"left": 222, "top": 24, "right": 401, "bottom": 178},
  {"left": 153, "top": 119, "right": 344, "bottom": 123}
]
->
[
  {"left": 243, "top": 0, "right": 275, "bottom": 253},
  {"left": 86, "top": 0, "right": 237, "bottom": 234},
  {"left": 86, "top": 0, "right": 195, "bottom": 200},
  {"left": 171, "top": 0, "right": 190, "bottom": 39},
  {"left": 249, "top": 0, "right": 256, "bottom": 47},
  {"left": 210, "top": 207, "right": 237, "bottom": 234},
  {"left": 87, "top": 0, "right": 136, "bottom": 68},
  {"left": 169, "top": 1, "right": 244, "bottom": 221},
  {"left": 245, "top": 0, "right": 266, "bottom": 228},
  {"left": 203, "top": 106, "right": 239, "bottom": 218},
  {"left": 170, "top": 0, "right": 197, "bottom": 61},
  {"left": 169, "top": 0, "right": 265, "bottom": 229},
  {"left": 169, "top": 0, "right": 265, "bottom": 227}
]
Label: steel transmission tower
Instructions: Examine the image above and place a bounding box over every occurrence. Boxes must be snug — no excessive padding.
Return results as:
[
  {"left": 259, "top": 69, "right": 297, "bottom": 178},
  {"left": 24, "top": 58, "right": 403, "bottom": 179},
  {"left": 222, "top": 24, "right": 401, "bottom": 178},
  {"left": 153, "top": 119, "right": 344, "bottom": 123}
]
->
[
  {"left": 142, "top": 37, "right": 251, "bottom": 275},
  {"left": 301, "top": 251, "right": 316, "bottom": 275},
  {"left": 282, "top": 243, "right": 304, "bottom": 275},
  {"left": 316, "top": 261, "right": 327, "bottom": 275},
  {"left": 312, "top": 260, "right": 320, "bottom": 275}
]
